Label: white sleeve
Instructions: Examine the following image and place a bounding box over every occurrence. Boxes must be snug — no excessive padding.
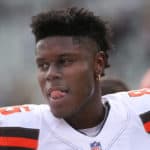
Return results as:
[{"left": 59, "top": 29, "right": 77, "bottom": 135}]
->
[
  {"left": 127, "top": 88, "right": 150, "bottom": 133},
  {"left": 103, "top": 88, "right": 150, "bottom": 134},
  {"left": 128, "top": 88, "right": 150, "bottom": 114}
]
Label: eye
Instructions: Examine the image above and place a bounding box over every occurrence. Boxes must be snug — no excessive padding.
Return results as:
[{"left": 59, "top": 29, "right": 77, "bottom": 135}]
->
[
  {"left": 37, "top": 62, "right": 49, "bottom": 71},
  {"left": 59, "top": 57, "right": 74, "bottom": 66}
]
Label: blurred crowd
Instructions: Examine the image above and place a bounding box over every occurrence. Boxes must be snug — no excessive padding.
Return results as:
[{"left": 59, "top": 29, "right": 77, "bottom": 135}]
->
[{"left": 0, "top": 0, "right": 150, "bottom": 106}]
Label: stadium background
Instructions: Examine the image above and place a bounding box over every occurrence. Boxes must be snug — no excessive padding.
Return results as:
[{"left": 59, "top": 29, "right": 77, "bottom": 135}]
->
[{"left": 0, "top": 0, "right": 149, "bottom": 106}]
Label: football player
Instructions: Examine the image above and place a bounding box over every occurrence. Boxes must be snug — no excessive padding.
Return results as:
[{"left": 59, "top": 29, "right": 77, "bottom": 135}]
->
[{"left": 0, "top": 7, "right": 150, "bottom": 150}]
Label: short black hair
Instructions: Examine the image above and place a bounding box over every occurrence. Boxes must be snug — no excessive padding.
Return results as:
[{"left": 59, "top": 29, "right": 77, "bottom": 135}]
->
[{"left": 31, "top": 7, "right": 112, "bottom": 69}]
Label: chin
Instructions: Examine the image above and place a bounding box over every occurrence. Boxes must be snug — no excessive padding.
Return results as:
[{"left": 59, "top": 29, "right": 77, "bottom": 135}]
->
[
  {"left": 51, "top": 110, "right": 66, "bottom": 119},
  {"left": 53, "top": 113, "right": 64, "bottom": 118},
  {"left": 51, "top": 110, "right": 74, "bottom": 120}
]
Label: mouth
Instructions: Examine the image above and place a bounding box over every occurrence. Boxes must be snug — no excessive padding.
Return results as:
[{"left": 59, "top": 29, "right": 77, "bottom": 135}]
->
[{"left": 47, "top": 87, "right": 69, "bottom": 100}]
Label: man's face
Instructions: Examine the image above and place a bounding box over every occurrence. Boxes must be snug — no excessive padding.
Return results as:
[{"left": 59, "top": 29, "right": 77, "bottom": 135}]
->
[{"left": 35, "top": 36, "right": 102, "bottom": 118}]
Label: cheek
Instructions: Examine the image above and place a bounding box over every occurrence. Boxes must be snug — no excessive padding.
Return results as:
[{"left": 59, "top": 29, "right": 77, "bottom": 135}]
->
[
  {"left": 37, "top": 72, "right": 45, "bottom": 92},
  {"left": 66, "top": 63, "right": 94, "bottom": 94},
  {"left": 79, "top": 71, "right": 95, "bottom": 94}
]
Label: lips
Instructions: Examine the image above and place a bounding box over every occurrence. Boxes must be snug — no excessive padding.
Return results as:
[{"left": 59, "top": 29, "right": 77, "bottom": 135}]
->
[
  {"left": 51, "top": 90, "right": 66, "bottom": 99},
  {"left": 48, "top": 87, "right": 68, "bottom": 100}
]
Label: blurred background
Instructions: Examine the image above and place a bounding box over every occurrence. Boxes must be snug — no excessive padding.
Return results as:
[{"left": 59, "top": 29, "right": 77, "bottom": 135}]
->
[{"left": 0, "top": 0, "right": 150, "bottom": 106}]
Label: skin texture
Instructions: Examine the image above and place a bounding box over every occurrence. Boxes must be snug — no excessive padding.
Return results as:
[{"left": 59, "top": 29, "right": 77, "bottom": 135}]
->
[{"left": 35, "top": 36, "right": 105, "bottom": 129}]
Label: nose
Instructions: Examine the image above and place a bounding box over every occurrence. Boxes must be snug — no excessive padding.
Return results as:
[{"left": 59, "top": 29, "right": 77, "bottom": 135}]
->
[{"left": 46, "top": 64, "right": 61, "bottom": 81}]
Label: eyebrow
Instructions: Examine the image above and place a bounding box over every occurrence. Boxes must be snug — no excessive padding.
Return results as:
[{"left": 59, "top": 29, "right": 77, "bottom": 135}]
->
[
  {"left": 58, "top": 53, "right": 77, "bottom": 57},
  {"left": 35, "top": 53, "right": 77, "bottom": 61},
  {"left": 35, "top": 58, "right": 45, "bottom": 64}
]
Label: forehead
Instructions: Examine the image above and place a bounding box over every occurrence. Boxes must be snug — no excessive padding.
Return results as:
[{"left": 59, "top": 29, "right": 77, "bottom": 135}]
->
[{"left": 36, "top": 36, "right": 98, "bottom": 55}]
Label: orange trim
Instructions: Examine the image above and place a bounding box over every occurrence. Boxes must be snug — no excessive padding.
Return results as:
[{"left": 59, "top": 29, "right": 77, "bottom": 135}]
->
[
  {"left": 0, "top": 106, "right": 30, "bottom": 115},
  {"left": 0, "top": 137, "right": 38, "bottom": 149},
  {"left": 144, "top": 122, "right": 150, "bottom": 132},
  {"left": 128, "top": 88, "right": 150, "bottom": 97}
]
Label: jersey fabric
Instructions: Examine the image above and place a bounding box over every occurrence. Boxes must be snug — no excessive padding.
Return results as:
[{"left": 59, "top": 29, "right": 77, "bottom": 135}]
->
[{"left": 0, "top": 88, "right": 150, "bottom": 150}]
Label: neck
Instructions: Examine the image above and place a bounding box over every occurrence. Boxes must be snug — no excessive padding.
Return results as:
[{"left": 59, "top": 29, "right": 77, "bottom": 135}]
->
[{"left": 65, "top": 91, "right": 105, "bottom": 129}]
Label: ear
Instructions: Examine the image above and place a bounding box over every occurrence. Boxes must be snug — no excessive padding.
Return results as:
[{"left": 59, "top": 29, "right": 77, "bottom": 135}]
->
[{"left": 94, "top": 51, "right": 106, "bottom": 76}]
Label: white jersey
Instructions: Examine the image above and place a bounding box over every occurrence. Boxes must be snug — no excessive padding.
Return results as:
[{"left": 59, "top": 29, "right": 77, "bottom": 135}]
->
[{"left": 0, "top": 88, "right": 150, "bottom": 150}]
